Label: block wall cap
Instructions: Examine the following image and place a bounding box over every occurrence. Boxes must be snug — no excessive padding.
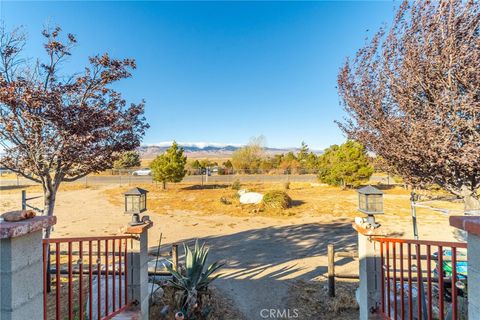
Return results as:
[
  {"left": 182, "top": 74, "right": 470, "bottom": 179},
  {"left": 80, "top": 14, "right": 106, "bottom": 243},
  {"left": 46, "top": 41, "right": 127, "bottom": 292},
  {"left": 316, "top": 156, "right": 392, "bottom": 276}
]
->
[
  {"left": 352, "top": 222, "right": 386, "bottom": 237},
  {"left": 0, "top": 215, "right": 56, "bottom": 239},
  {"left": 450, "top": 215, "right": 480, "bottom": 236},
  {"left": 124, "top": 221, "right": 153, "bottom": 235}
]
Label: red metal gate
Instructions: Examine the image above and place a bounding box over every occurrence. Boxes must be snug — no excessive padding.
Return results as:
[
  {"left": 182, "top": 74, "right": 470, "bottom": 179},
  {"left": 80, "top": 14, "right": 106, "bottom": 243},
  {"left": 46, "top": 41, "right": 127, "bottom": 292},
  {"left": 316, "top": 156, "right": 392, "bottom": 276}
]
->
[
  {"left": 373, "top": 237, "right": 468, "bottom": 320},
  {"left": 42, "top": 236, "right": 133, "bottom": 320}
]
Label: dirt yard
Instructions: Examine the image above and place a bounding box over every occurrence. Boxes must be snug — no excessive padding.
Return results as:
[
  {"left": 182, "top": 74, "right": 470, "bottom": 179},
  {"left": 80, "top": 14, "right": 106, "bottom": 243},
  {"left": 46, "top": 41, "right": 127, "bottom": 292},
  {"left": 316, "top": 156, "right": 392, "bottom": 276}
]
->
[{"left": 0, "top": 182, "right": 461, "bottom": 319}]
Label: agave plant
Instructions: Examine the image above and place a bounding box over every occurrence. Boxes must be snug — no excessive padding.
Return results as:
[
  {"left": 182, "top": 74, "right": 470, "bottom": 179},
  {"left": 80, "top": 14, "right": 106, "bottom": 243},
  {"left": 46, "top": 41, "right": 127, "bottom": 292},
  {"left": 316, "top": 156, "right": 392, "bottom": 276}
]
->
[{"left": 167, "top": 240, "right": 223, "bottom": 318}]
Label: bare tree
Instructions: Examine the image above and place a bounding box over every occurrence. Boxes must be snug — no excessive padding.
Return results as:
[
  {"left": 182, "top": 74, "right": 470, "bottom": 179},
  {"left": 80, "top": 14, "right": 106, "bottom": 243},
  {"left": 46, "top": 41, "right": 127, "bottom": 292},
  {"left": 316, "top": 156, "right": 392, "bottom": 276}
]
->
[
  {"left": 337, "top": 0, "right": 480, "bottom": 211},
  {"left": 0, "top": 25, "right": 148, "bottom": 235}
]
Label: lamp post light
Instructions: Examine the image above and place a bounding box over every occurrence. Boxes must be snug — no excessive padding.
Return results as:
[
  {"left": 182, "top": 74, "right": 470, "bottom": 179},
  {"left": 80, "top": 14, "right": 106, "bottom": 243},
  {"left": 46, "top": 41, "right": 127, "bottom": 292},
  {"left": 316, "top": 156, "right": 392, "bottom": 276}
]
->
[
  {"left": 124, "top": 187, "right": 149, "bottom": 226},
  {"left": 356, "top": 185, "right": 384, "bottom": 229}
]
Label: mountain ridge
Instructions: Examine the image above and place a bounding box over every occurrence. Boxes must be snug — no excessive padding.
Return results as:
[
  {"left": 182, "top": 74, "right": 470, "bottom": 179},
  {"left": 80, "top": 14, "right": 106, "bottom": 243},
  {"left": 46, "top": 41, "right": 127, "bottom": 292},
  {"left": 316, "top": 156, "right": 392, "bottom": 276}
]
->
[{"left": 139, "top": 142, "right": 322, "bottom": 159}]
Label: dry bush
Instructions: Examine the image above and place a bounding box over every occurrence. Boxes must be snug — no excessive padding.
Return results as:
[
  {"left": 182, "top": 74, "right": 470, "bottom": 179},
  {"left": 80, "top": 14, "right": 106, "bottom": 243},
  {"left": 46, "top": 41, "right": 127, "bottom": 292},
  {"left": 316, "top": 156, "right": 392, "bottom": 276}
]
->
[
  {"left": 262, "top": 190, "right": 292, "bottom": 210},
  {"left": 150, "top": 285, "right": 245, "bottom": 320},
  {"left": 231, "top": 179, "right": 241, "bottom": 190},
  {"left": 287, "top": 279, "right": 359, "bottom": 320}
]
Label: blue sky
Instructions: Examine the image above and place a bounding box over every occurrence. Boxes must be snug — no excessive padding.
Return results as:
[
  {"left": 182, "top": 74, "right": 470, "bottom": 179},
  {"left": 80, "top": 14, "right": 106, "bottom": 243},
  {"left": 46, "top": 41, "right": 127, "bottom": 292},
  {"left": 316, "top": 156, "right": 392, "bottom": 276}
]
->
[{"left": 1, "top": 1, "right": 396, "bottom": 150}]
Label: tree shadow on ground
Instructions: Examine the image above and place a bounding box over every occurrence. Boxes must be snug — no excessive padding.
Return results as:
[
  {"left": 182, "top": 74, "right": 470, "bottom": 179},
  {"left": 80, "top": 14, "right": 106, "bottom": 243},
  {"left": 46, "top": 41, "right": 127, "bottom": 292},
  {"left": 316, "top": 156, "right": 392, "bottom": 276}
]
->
[
  {"left": 181, "top": 184, "right": 230, "bottom": 190},
  {"left": 369, "top": 184, "right": 398, "bottom": 190},
  {"left": 290, "top": 199, "right": 306, "bottom": 207},
  {"left": 150, "top": 221, "right": 358, "bottom": 319},
  {"left": 152, "top": 221, "right": 356, "bottom": 282}
]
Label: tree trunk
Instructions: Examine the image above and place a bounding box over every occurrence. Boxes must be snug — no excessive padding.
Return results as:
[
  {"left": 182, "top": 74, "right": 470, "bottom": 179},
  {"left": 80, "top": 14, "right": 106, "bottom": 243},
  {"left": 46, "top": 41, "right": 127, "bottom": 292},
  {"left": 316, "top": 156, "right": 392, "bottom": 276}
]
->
[
  {"left": 43, "top": 186, "right": 57, "bottom": 238},
  {"left": 162, "top": 181, "right": 166, "bottom": 190},
  {"left": 453, "top": 186, "right": 480, "bottom": 242},
  {"left": 460, "top": 186, "right": 480, "bottom": 214},
  {"left": 43, "top": 182, "right": 58, "bottom": 293}
]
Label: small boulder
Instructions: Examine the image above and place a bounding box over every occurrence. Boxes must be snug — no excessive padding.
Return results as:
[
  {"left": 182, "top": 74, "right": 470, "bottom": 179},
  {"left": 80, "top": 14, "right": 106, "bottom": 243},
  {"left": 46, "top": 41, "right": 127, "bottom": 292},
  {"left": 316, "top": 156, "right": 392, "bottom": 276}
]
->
[
  {"left": 238, "top": 190, "right": 263, "bottom": 204},
  {"left": 149, "top": 283, "right": 164, "bottom": 300}
]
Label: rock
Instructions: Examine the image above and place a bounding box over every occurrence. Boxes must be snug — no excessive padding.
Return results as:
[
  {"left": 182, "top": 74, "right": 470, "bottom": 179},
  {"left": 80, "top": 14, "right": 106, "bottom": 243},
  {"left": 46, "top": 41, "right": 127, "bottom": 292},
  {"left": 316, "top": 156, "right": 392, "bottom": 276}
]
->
[
  {"left": 148, "top": 258, "right": 172, "bottom": 273},
  {"left": 149, "top": 283, "right": 164, "bottom": 301},
  {"left": 1, "top": 210, "right": 36, "bottom": 222},
  {"left": 238, "top": 190, "right": 263, "bottom": 204},
  {"left": 86, "top": 275, "right": 125, "bottom": 319},
  {"left": 150, "top": 274, "right": 174, "bottom": 285}
]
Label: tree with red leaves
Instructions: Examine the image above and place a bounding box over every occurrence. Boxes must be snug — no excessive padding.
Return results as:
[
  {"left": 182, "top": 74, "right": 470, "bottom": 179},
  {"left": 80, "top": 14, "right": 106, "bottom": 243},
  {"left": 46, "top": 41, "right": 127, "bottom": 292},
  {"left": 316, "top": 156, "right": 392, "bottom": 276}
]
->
[
  {"left": 337, "top": 0, "right": 480, "bottom": 212},
  {"left": 0, "top": 25, "right": 148, "bottom": 235}
]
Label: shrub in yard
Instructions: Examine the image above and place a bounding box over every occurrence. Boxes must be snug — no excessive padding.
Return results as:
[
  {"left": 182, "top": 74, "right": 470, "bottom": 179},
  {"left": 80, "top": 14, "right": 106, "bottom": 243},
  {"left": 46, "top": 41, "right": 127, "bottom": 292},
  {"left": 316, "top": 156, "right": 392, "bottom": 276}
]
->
[
  {"left": 284, "top": 182, "right": 290, "bottom": 190},
  {"left": 231, "top": 179, "right": 241, "bottom": 190},
  {"left": 262, "top": 190, "right": 292, "bottom": 210},
  {"left": 167, "top": 240, "right": 223, "bottom": 319}
]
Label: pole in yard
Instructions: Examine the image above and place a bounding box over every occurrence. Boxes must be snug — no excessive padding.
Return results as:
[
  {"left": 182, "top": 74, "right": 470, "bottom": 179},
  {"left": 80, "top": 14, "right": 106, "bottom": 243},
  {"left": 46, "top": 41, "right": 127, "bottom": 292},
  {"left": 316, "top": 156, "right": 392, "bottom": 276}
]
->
[
  {"left": 410, "top": 192, "right": 419, "bottom": 240},
  {"left": 411, "top": 191, "right": 427, "bottom": 320},
  {"left": 328, "top": 243, "right": 335, "bottom": 297},
  {"left": 21, "top": 189, "right": 26, "bottom": 210},
  {"left": 171, "top": 244, "right": 178, "bottom": 271}
]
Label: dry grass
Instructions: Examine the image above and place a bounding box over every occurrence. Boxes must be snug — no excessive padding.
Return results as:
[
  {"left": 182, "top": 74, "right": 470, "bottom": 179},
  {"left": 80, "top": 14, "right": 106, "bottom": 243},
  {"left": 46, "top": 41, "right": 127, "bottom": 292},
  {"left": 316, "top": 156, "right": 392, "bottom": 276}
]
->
[
  {"left": 150, "top": 285, "right": 245, "bottom": 320},
  {"left": 103, "top": 182, "right": 463, "bottom": 219},
  {"left": 0, "top": 183, "right": 96, "bottom": 195},
  {"left": 287, "top": 279, "right": 359, "bottom": 320}
]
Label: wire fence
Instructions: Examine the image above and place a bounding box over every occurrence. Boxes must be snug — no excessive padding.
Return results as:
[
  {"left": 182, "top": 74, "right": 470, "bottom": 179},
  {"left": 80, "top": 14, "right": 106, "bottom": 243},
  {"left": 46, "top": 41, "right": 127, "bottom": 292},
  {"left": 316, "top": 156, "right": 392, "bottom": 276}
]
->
[{"left": 0, "top": 168, "right": 397, "bottom": 187}]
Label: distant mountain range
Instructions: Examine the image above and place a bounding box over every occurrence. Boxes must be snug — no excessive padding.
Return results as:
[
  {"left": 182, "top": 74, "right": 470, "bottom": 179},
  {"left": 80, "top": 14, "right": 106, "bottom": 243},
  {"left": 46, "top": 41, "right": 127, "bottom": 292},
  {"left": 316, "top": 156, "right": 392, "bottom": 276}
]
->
[{"left": 139, "top": 142, "right": 323, "bottom": 159}]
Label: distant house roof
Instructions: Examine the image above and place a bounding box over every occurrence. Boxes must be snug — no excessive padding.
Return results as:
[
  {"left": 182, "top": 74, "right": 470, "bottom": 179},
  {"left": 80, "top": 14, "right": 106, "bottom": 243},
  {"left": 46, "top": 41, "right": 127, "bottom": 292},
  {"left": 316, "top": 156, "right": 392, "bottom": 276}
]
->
[{"left": 357, "top": 185, "right": 383, "bottom": 195}]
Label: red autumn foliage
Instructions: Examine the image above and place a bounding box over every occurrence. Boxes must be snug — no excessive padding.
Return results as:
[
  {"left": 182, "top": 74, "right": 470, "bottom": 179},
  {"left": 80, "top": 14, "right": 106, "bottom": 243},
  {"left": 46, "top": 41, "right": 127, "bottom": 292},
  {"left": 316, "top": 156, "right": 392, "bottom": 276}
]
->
[
  {"left": 337, "top": 0, "right": 480, "bottom": 211},
  {"left": 0, "top": 25, "right": 149, "bottom": 228}
]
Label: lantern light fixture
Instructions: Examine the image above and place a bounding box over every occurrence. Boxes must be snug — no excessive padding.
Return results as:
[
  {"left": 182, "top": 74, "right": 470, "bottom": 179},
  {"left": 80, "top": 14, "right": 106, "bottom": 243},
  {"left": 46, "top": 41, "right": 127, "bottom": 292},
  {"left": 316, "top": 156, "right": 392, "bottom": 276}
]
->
[
  {"left": 124, "top": 187, "right": 148, "bottom": 226},
  {"left": 356, "top": 185, "right": 384, "bottom": 229}
]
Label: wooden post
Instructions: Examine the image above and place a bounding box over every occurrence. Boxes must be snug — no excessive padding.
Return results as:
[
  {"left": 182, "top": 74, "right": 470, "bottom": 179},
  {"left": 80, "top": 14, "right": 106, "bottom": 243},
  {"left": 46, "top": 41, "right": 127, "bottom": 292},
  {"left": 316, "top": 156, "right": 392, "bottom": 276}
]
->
[
  {"left": 328, "top": 243, "right": 335, "bottom": 297},
  {"left": 21, "top": 190, "right": 26, "bottom": 210},
  {"left": 172, "top": 244, "right": 179, "bottom": 271}
]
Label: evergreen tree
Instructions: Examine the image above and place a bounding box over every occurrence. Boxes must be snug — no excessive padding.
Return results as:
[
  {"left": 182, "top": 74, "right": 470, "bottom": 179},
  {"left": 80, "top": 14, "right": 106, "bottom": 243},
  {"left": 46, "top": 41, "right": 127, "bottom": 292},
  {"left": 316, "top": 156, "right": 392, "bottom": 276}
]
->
[
  {"left": 151, "top": 141, "right": 187, "bottom": 189},
  {"left": 297, "top": 141, "right": 309, "bottom": 163},
  {"left": 113, "top": 151, "right": 142, "bottom": 169},
  {"left": 191, "top": 160, "right": 202, "bottom": 169},
  {"left": 223, "top": 160, "right": 233, "bottom": 169},
  {"left": 317, "top": 141, "right": 373, "bottom": 188}
]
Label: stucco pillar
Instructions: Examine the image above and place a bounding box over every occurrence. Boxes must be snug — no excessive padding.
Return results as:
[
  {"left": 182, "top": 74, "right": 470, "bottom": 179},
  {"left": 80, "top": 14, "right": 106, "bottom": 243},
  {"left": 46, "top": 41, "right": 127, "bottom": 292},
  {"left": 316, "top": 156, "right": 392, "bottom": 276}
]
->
[
  {"left": 0, "top": 215, "right": 56, "bottom": 320},
  {"left": 353, "top": 222, "right": 384, "bottom": 320},
  {"left": 125, "top": 221, "right": 153, "bottom": 320},
  {"left": 450, "top": 215, "right": 480, "bottom": 319}
]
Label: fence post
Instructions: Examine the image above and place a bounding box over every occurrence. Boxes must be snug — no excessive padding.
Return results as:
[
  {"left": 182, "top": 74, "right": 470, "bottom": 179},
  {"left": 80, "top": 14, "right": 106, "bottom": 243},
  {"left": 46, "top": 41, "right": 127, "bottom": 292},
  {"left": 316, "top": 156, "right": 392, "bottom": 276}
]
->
[
  {"left": 171, "top": 244, "right": 179, "bottom": 271},
  {"left": 125, "top": 221, "right": 153, "bottom": 320},
  {"left": 450, "top": 216, "right": 480, "bottom": 319},
  {"left": 21, "top": 189, "right": 26, "bottom": 210},
  {"left": 0, "top": 215, "right": 56, "bottom": 320},
  {"left": 353, "top": 222, "right": 383, "bottom": 320},
  {"left": 327, "top": 244, "right": 335, "bottom": 297}
]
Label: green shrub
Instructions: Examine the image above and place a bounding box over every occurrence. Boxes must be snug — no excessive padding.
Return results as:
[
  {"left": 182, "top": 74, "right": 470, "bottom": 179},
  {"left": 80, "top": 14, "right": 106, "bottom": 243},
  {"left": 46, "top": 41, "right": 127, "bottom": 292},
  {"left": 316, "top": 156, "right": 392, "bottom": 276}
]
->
[
  {"left": 167, "top": 241, "right": 223, "bottom": 318},
  {"left": 231, "top": 179, "right": 241, "bottom": 190},
  {"left": 262, "top": 190, "right": 292, "bottom": 210}
]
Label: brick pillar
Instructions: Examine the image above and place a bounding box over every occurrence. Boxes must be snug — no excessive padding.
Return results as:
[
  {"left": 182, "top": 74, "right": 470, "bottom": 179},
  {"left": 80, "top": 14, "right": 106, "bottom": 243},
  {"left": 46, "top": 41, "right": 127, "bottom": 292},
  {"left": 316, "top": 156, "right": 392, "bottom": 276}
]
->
[
  {"left": 0, "top": 216, "right": 56, "bottom": 320},
  {"left": 450, "top": 216, "right": 480, "bottom": 319},
  {"left": 353, "top": 222, "right": 384, "bottom": 320},
  {"left": 125, "top": 222, "right": 153, "bottom": 320}
]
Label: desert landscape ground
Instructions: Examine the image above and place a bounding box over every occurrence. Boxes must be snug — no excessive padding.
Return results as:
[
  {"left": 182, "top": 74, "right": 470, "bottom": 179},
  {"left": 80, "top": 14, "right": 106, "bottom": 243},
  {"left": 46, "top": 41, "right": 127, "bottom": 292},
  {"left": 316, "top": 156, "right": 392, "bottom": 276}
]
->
[{"left": 0, "top": 177, "right": 461, "bottom": 319}]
